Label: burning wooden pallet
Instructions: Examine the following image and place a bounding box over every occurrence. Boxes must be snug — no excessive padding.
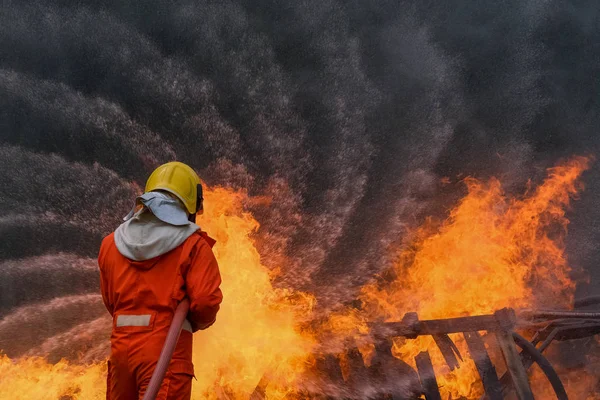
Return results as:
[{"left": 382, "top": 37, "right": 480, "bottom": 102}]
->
[
  {"left": 371, "top": 308, "right": 600, "bottom": 400},
  {"left": 250, "top": 302, "right": 600, "bottom": 400}
]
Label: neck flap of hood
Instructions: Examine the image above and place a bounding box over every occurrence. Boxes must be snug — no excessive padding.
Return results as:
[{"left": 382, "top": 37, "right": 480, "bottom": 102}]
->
[{"left": 114, "top": 210, "right": 199, "bottom": 262}]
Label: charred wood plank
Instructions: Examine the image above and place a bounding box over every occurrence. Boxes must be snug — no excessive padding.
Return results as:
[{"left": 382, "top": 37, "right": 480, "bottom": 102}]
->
[
  {"left": 463, "top": 331, "right": 502, "bottom": 400},
  {"left": 530, "top": 319, "right": 600, "bottom": 345},
  {"left": 494, "top": 308, "right": 534, "bottom": 400},
  {"left": 495, "top": 329, "right": 534, "bottom": 400},
  {"left": 432, "top": 334, "right": 462, "bottom": 371},
  {"left": 494, "top": 340, "right": 539, "bottom": 399},
  {"left": 249, "top": 374, "right": 269, "bottom": 400},
  {"left": 553, "top": 322, "right": 600, "bottom": 341},
  {"left": 519, "top": 310, "right": 600, "bottom": 320},
  {"left": 415, "top": 351, "right": 442, "bottom": 400},
  {"left": 417, "top": 314, "right": 509, "bottom": 334},
  {"left": 372, "top": 309, "right": 516, "bottom": 338}
]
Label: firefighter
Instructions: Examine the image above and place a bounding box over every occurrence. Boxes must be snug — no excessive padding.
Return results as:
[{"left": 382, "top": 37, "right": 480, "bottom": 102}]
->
[{"left": 98, "top": 161, "right": 223, "bottom": 400}]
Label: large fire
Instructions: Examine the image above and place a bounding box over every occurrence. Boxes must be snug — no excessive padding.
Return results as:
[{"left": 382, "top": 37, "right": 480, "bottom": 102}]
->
[
  {"left": 356, "top": 155, "right": 593, "bottom": 398},
  {"left": 189, "top": 187, "right": 315, "bottom": 399},
  {"left": 0, "top": 156, "right": 595, "bottom": 399},
  {"left": 0, "top": 186, "right": 316, "bottom": 400}
]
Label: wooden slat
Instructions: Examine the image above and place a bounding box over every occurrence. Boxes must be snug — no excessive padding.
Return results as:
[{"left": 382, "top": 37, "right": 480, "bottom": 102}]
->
[
  {"left": 372, "top": 309, "right": 517, "bottom": 338},
  {"left": 433, "top": 333, "right": 462, "bottom": 370},
  {"left": 415, "top": 351, "right": 442, "bottom": 400},
  {"left": 495, "top": 330, "right": 534, "bottom": 400},
  {"left": 249, "top": 374, "right": 269, "bottom": 400},
  {"left": 463, "top": 331, "right": 503, "bottom": 400}
]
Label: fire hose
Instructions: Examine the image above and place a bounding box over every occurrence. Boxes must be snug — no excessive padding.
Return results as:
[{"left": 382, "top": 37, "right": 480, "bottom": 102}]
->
[
  {"left": 142, "top": 298, "right": 191, "bottom": 400},
  {"left": 511, "top": 332, "right": 568, "bottom": 400}
]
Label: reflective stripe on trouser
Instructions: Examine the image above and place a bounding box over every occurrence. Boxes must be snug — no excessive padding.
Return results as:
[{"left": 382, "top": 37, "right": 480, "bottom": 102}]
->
[{"left": 115, "top": 315, "right": 193, "bottom": 332}]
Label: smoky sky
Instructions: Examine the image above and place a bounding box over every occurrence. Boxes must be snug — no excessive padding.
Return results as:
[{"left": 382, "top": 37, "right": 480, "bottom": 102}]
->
[{"left": 1, "top": 0, "right": 600, "bottom": 334}]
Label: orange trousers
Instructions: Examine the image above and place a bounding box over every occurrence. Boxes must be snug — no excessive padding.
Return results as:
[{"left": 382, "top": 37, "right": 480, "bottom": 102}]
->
[
  {"left": 99, "top": 230, "right": 221, "bottom": 400},
  {"left": 106, "top": 330, "right": 195, "bottom": 400}
]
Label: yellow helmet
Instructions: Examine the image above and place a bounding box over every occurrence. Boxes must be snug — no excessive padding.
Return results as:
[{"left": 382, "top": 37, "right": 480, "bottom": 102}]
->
[{"left": 145, "top": 161, "right": 203, "bottom": 215}]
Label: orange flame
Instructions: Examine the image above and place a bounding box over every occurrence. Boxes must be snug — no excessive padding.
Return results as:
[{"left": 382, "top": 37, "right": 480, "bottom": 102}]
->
[
  {"left": 190, "top": 187, "right": 315, "bottom": 399},
  {"left": 357, "top": 156, "right": 592, "bottom": 398},
  {"left": 0, "top": 186, "right": 315, "bottom": 400},
  {"left": 0, "top": 156, "right": 596, "bottom": 399},
  {"left": 0, "top": 355, "right": 106, "bottom": 400}
]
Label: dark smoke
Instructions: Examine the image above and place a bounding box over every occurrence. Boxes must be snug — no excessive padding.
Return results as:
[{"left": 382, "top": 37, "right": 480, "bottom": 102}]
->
[{"left": 1, "top": 0, "right": 599, "bottom": 361}]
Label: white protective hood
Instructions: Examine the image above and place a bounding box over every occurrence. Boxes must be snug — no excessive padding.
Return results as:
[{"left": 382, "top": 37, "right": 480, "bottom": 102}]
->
[{"left": 114, "top": 210, "right": 199, "bottom": 261}]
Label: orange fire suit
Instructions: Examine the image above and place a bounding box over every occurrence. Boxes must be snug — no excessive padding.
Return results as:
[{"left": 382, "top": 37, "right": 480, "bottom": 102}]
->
[{"left": 98, "top": 231, "right": 222, "bottom": 400}]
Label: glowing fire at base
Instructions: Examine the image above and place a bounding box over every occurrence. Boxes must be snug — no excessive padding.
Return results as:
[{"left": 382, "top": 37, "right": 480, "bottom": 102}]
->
[
  {"left": 0, "top": 186, "right": 316, "bottom": 400},
  {"left": 0, "top": 356, "right": 106, "bottom": 400},
  {"left": 189, "top": 188, "right": 315, "bottom": 399},
  {"left": 0, "top": 156, "right": 596, "bottom": 399},
  {"left": 356, "top": 155, "right": 593, "bottom": 398}
]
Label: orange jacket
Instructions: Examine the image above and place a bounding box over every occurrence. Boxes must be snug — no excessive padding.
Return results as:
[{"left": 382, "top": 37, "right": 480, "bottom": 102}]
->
[
  {"left": 98, "top": 230, "right": 222, "bottom": 391},
  {"left": 99, "top": 230, "right": 222, "bottom": 333}
]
